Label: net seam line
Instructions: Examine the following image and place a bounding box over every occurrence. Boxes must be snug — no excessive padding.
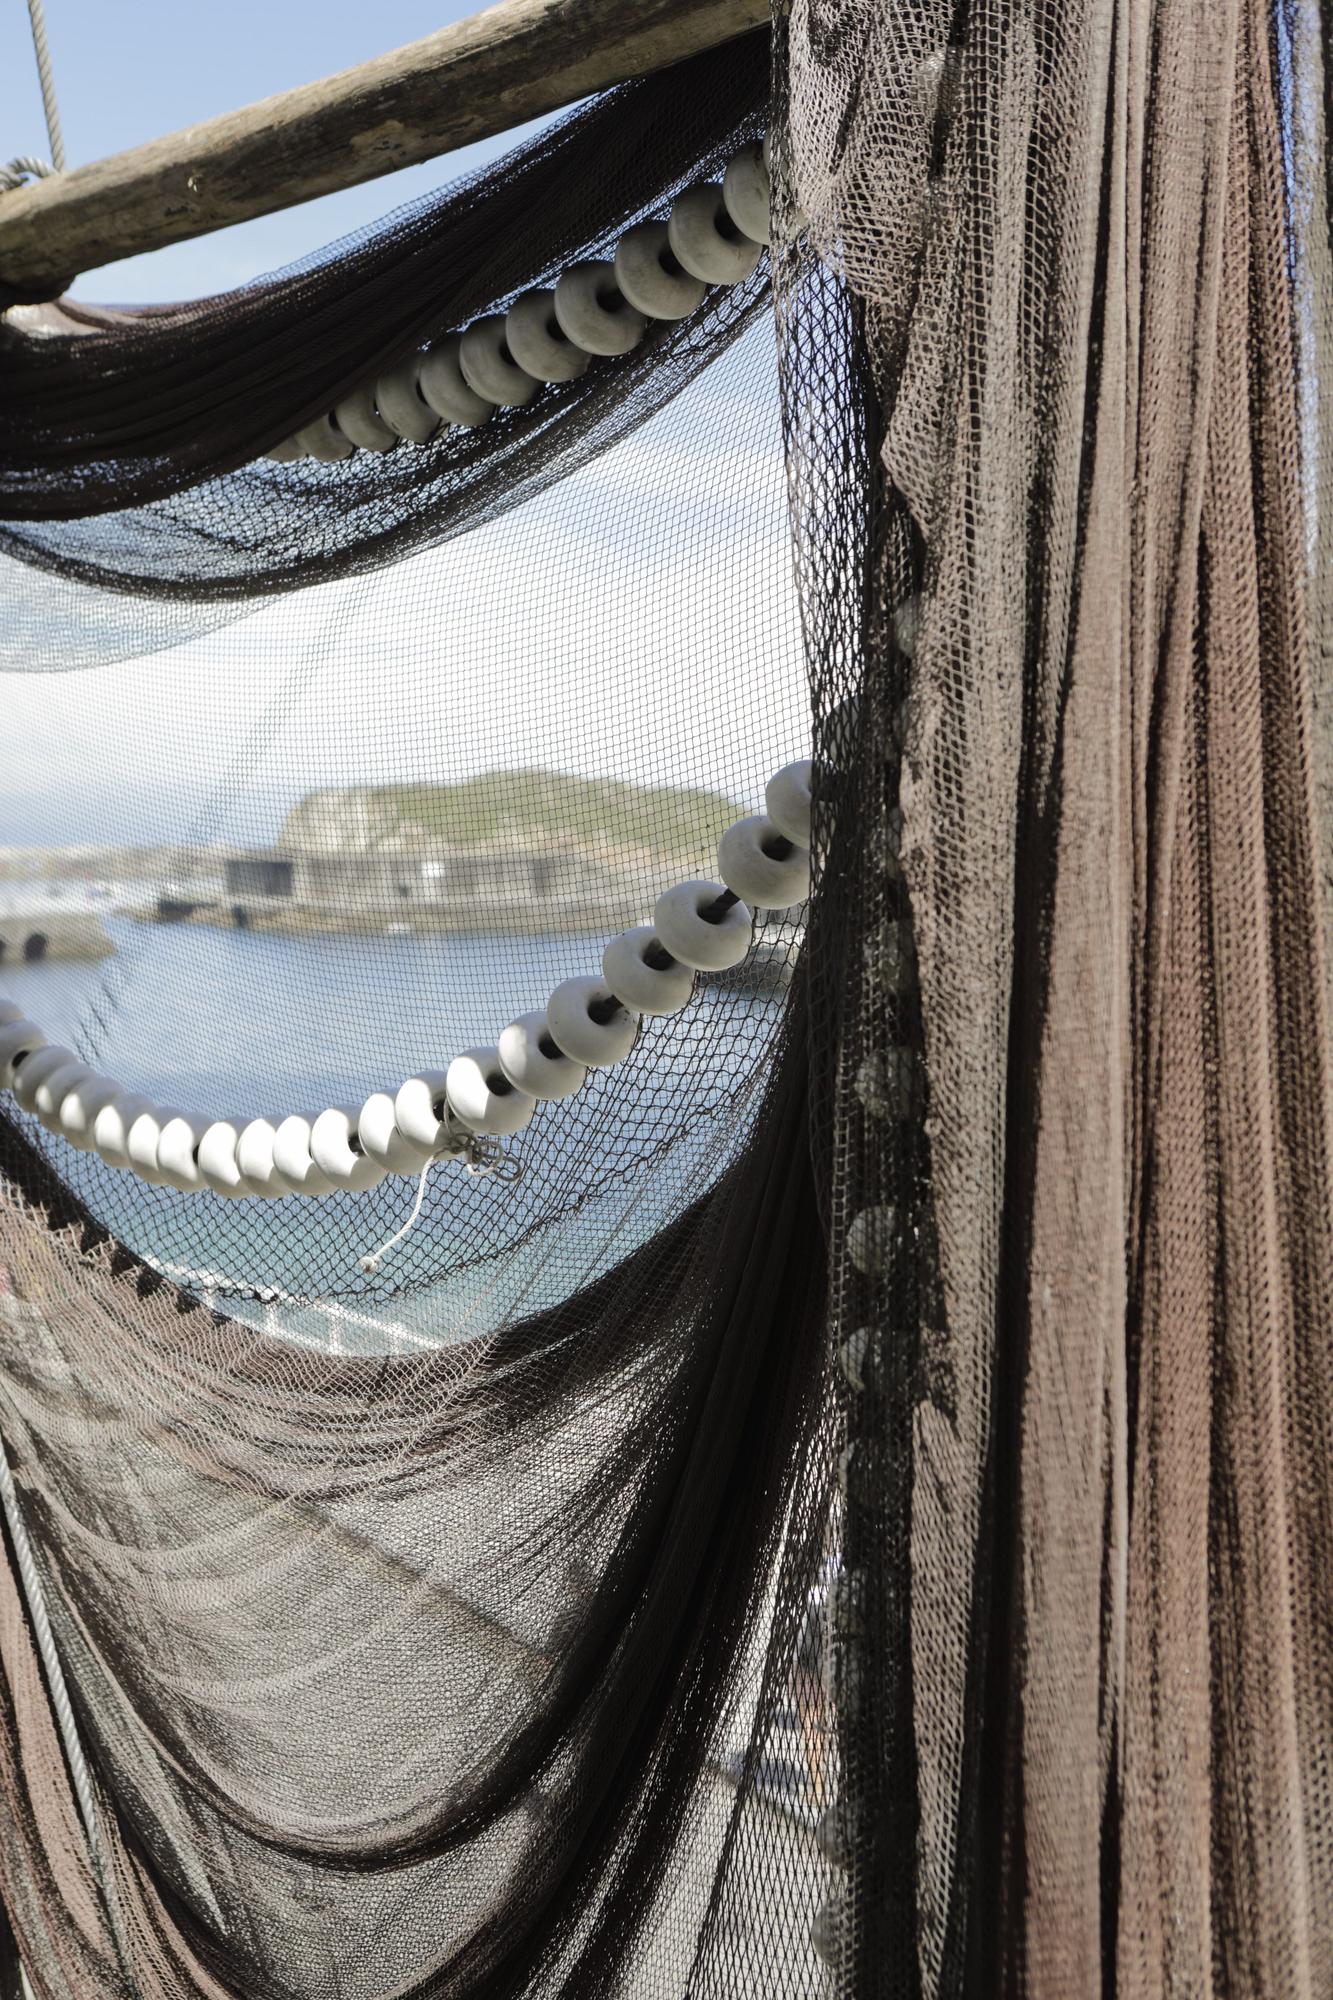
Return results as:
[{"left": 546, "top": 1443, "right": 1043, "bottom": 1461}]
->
[{"left": 0, "top": 1426, "right": 139, "bottom": 1993}]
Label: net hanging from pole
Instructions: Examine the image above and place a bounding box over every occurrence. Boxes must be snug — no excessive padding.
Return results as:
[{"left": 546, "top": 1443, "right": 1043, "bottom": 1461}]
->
[
  {"left": 0, "top": 28, "right": 843, "bottom": 2000},
  {"left": 774, "top": 0, "right": 1333, "bottom": 1990},
  {"left": 0, "top": 0, "right": 1330, "bottom": 1995}
]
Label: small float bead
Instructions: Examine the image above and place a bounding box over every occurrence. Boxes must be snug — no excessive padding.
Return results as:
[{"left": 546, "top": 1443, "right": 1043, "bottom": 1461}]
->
[
  {"left": 235, "top": 1117, "right": 291, "bottom": 1199},
  {"left": 310, "top": 1107, "right": 390, "bottom": 1191},
  {"left": 765, "top": 758, "right": 813, "bottom": 846},
  {"left": 828, "top": 1567, "right": 866, "bottom": 1637},
  {"left": 375, "top": 355, "right": 441, "bottom": 444},
  {"left": 855, "top": 1047, "right": 920, "bottom": 1122},
  {"left": 721, "top": 142, "right": 771, "bottom": 245},
  {"left": 810, "top": 1899, "right": 842, "bottom": 1968},
  {"left": 156, "top": 1114, "right": 211, "bottom": 1192},
  {"left": 601, "top": 927, "right": 694, "bottom": 1017},
  {"left": 822, "top": 1639, "right": 864, "bottom": 1710},
  {"left": 357, "top": 1090, "right": 435, "bottom": 1173},
  {"left": 125, "top": 1105, "right": 180, "bottom": 1186},
  {"left": 93, "top": 1093, "right": 155, "bottom": 1173},
  {"left": 0, "top": 1000, "right": 22, "bottom": 1024},
  {"left": 503, "top": 291, "right": 591, "bottom": 384},
  {"left": 393, "top": 1071, "right": 463, "bottom": 1154},
  {"left": 717, "top": 814, "right": 810, "bottom": 910},
  {"left": 816, "top": 1799, "right": 853, "bottom": 1870},
  {"left": 837, "top": 1326, "right": 876, "bottom": 1394},
  {"left": 32, "top": 1056, "right": 93, "bottom": 1136},
  {"left": 57, "top": 1073, "right": 121, "bottom": 1150},
  {"left": 553, "top": 261, "right": 647, "bottom": 357},
  {"left": 418, "top": 335, "right": 494, "bottom": 427},
  {"left": 545, "top": 977, "right": 639, "bottom": 1067},
  {"left": 864, "top": 917, "right": 916, "bottom": 996},
  {"left": 31, "top": 1057, "right": 94, "bottom": 1131},
  {"left": 847, "top": 1203, "right": 896, "bottom": 1275},
  {"left": 0, "top": 1019, "right": 47, "bottom": 1090},
  {"left": 497, "top": 1013, "right": 588, "bottom": 1101},
  {"left": 270, "top": 1113, "right": 337, "bottom": 1196},
  {"left": 11, "top": 1045, "right": 81, "bottom": 1116},
  {"left": 893, "top": 594, "right": 921, "bottom": 657},
  {"left": 651, "top": 881, "right": 753, "bottom": 972},
  {"left": 334, "top": 383, "right": 398, "bottom": 454},
  {"left": 667, "top": 184, "right": 763, "bottom": 285},
  {"left": 458, "top": 315, "right": 542, "bottom": 408},
  {"left": 445, "top": 1047, "right": 536, "bottom": 1136},
  {"left": 195, "top": 1119, "right": 254, "bottom": 1199},
  {"left": 612, "top": 222, "right": 707, "bottom": 321},
  {"left": 293, "top": 413, "right": 354, "bottom": 463}
]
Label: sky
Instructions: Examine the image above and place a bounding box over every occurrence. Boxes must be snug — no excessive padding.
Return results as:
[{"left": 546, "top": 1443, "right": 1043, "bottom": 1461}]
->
[
  {"left": 0, "top": 0, "right": 548, "bottom": 303},
  {"left": 0, "top": 2, "right": 807, "bottom": 850}
]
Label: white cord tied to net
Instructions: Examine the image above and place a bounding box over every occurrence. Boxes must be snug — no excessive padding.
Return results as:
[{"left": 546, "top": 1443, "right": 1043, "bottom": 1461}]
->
[
  {"left": 359, "top": 1154, "right": 441, "bottom": 1275},
  {"left": 357, "top": 1135, "right": 519, "bottom": 1274}
]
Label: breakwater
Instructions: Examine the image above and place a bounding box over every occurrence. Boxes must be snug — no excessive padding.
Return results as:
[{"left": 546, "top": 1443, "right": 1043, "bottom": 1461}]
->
[{"left": 0, "top": 911, "right": 114, "bottom": 963}]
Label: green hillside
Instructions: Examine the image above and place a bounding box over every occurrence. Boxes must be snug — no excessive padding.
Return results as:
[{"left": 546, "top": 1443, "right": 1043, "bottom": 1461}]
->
[{"left": 281, "top": 769, "right": 743, "bottom": 858}]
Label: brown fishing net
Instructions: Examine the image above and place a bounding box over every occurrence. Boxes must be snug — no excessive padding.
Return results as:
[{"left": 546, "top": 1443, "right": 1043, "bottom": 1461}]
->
[
  {"left": 0, "top": 0, "right": 1329, "bottom": 1993},
  {"left": 776, "top": 0, "right": 1333, "bottom": 1989}
]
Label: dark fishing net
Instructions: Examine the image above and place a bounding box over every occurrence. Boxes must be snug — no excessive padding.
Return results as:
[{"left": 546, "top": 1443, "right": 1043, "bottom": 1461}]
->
[
  {"left": 0, "top": 35, "right": 770, "bottom": 528},
  {"left": 0, "top": 26, "right": 848, "bottom": 2000},
  {"left": 0, "top": 30, "right": 801, "bottom": 1320},
  {"left": 1, "top": 0, "right": 1331, "bottom": 1995},
  {"left": 0, "top": 316, "right": 808, "bottom": 1318}
]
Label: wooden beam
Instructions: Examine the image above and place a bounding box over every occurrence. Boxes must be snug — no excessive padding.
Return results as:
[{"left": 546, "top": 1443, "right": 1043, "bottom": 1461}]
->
[{"left": 0, "top": 0, "right": 768, "bottom": 296}]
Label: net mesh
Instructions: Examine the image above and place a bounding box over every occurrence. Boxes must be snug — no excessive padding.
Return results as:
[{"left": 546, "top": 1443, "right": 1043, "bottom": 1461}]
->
[
  {"left": 0, "top": 0, "right": 1330, "bottom": 1994},
  {"left": 0, "top": 321, "right": 808, "bottom": 1315},
  {"left": 777, "top": 0, "right": 1333, "bottom": 1991},
  {"left": 0, "top": 28, "right": 846, "bottom": 2000}
]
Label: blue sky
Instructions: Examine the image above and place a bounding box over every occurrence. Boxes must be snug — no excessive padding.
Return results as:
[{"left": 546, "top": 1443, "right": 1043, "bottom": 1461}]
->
[
  {"left": 0, "top": 0, "right": 550, "bottom": 302},
  {"left": 0, "top": 3, "right": 807, "bottom": 851}
]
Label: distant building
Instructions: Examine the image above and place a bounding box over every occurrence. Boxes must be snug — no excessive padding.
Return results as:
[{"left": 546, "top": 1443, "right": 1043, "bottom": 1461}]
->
[
  {"left": 224, "top": 856, "right": 296, "bottom": 899},
  {"left": 213, "top": 843, "right": 646, "bottom": 934},
  {"left": 289, "top": 847, "right": 642, "bottom": 932},
  {"left": 293, "top": 849, "right": 595, "bottom": 910}
]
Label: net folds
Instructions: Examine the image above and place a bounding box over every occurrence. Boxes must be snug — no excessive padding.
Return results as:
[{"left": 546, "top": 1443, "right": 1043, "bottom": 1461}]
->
[
  {"left": 0, "top": 1, "right": 1331, "bottom": 1996},
  {"left": 778, "top": 0, "right": 1333, "bottom": 1991}
]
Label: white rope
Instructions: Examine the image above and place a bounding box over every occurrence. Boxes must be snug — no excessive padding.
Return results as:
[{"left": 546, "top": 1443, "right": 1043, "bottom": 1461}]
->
[
  {"left": 24, "top": 0, "right": 65, "bottom": 173},
  {"left": 357, "top": 1127, "right": 526, "bottom": 1274},
  {"left": 358, "top": 1153, "right": 441, "bottom": 1274},
  {"left": 0, "top": 154, "right": 54, "bottom": 192}
]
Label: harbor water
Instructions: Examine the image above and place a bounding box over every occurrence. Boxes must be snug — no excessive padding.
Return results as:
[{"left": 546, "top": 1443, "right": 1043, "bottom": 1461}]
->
[{"left": 0, "top": 915, "right": 788, "bottom": 1335}]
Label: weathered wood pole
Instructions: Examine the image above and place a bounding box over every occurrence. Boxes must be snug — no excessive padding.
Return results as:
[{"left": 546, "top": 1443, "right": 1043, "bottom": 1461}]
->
[{"left": 0, "top": 0, "right": 767, "bottom": 295}]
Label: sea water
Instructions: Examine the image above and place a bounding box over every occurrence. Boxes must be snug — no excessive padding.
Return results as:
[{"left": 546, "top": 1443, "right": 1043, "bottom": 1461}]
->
[{"left": 0, "top": 918, "right": 784, "bottom": 1346}]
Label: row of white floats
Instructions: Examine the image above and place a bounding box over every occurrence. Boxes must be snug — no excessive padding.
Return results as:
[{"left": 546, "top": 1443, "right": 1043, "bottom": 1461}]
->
[
  {"left": 0, "top": 758, "right": 813, "bottom": 1201},
  {"left": 269, "top": 139, "right": 777, "bottom": 465}
]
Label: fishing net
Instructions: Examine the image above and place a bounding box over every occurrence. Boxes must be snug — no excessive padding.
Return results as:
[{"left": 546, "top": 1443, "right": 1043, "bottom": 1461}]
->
[
  {"left": 775, "top": 0, "right": 1333, "bottom": 1990},
  {"left": 0, "top": 0, "right": 1329, "bottom": 1994},
  {"left": 0, "top": 28, "right": 842, "bottom": 2000}
]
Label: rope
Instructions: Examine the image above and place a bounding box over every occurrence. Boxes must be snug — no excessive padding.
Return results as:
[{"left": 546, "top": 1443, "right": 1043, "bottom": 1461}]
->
[
  {"left": 24, "top": 0, "right": 65, "bottom": 172},
  {"left": 358, "top": 1155, "right": 441, "bottom": 1275},
  {"left": 0, "top": 154, "right": 54, "bottom": 191}
]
